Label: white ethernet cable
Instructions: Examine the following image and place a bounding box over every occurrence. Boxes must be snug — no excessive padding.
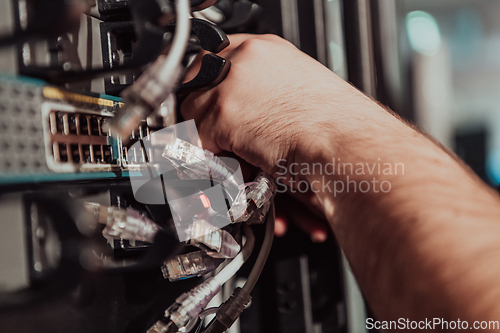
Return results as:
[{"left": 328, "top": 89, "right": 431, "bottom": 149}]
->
[
  {"left": 228, "top": 172, "right": 276, "bottom": 224},
  {"left": 212, "top": 226, "right": 254, "bottom": 286},
  {"left": 192, "top": 6, "right": 225, "bottom": 24},
  {"left": 188, "top": 219, "right": 241, "bottom": 258},
  {"left": 160, "top": 131, "right": 276, "bottom": 224},
  {"left": 84, "top": 203, "right": 160, "bottom": 243},
  {"left": 147, "top": 225, "right": 254, "bottom": 333},
  {"left": 109, "top": 0, "right": 191, "bottom": 140},
  {"left": 85, "top": 200, "right": 243, "bottom": 259},
  {"left": 161, "top": 251, "right": 225, "bottom": 282},
  {"left": 160, "top": 132, "right": 240, "bottom": 191}
]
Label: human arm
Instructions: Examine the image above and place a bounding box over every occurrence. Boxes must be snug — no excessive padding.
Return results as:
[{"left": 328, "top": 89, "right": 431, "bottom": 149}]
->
[{"left": 181, "top": 33, "right": 500, "bottom": 328}]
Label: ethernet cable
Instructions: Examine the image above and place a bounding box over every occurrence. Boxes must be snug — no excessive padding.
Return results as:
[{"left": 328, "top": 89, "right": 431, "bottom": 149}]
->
[
  {"left": 109, "top": 0, "right": 191, "bottom": 140},
  {"left": 84, "top": 203, "right": 160, "bottom": 243},
  {"left": 161, "top": 132, "right": 277, "bottom": 224},
  {"left": 241, "top": 202, "right": 274, "bottom": 294},
  {"left": 211, "top": 224, "right": 254, "bottom": 286},
  {"left": 187, "top": 219, "right": 241, "bottom": 258},
  {"left": 160, "top": 132, "right": 240, "bottom": 192},
  {"left": 201, "top": 203, "right": 275, "bottom": 333},
  {"left": 194, "top": 307, "right": 220, "bottom": 333},
  {"left": 147, "top": 224, "right": 254, "bottom": 333},
  {"left": 161, "top": 251, "right": 225, "bottom": 282},
  {"left": 192, "top": 6, "right": 225, "bottom": 24},
  {"left": 85, "top": 202, "right": 240, "bottom": 259},
  {"left": 228, "top": 172, "right": 276, "bottom": 224}
]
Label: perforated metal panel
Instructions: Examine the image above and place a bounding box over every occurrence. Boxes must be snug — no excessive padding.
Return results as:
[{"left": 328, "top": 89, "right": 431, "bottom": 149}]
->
[{"left": 0, "top": 79, "right": 48, "bottom": 175}]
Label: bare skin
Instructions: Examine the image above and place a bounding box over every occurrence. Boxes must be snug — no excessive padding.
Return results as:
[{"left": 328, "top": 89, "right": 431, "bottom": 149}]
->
[{"left": 182, "top": 34, "right": 500, "bottom": 329}]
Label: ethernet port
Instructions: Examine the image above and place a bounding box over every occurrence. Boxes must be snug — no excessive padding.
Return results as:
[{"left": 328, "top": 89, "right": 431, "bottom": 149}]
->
[
  {"left": 55, "top": 112, "right": 65, "bottom": 134},
  {"left": 132, "top": 147, "right": 139, "bottom": 163},
  {"left": 90, "top": 117, "right": 100, "bottom": 136},
  {"left": 122, "top": 147, "right": 129, "bottom": 162},
  {"left": 93, "top": 145, "right": 102, "bottom": 162},
  {"left": 81, "top": 116, "right": 89, "bottom": 135},
  {"left": 58, "top": 143, "right": 68, "bottom": 162},
  {"left": 70, "top": 144, "right": 80, "bottom": 163},
  {"left": 140, "top": 125, "right": 149, "bottom": 138},
  {"left": 131, "top": 128, "right": 140, "bottom": 140},
  {"left": 52, "top": 144, "right": 58, "bottom": 160},
  {"left": 82, "top": 144, "right": 91, "bottom": 163},
  {"left": 136, "top": 146, "right": 145, "bottom": 163},
  {"left": 68, "top": 114, "right": 78, "bottom": 134},
  {"left": 100, "top": 119, "right": 109, "bottom": 136},
  {"left": 103, "top": 145, "right": 113, "bottom": 163}
]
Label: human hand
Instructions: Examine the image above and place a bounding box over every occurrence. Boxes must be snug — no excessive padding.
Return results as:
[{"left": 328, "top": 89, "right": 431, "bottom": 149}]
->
[
  {"left": 274, "top": 191, "right": 329, "bottom": 243},
  {"left": 181, "top": 33, "right": 382, "bottom": 239},
  {"left": 221, "top": 154, "right": 330, "bottom": 242},
  {"left": 181, "top": 34, "right": 371, "bottom": 180}
]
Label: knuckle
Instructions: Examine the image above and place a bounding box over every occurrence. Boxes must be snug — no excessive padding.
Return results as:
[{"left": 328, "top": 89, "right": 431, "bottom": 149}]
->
[
  {"left": 215, "top": 93, "right": 232, "bottom": 118},
  {"left": 236, "top": 37, "right": 267, "bottom": 54},
  {"left": 261, "top": 34, "right": 285, "bottom": 43}
]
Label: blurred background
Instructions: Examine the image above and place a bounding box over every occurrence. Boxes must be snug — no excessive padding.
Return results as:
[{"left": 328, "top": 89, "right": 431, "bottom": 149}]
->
[
  {"left": 373, "top": 0, "right": 500, "bottom": 186},
  {"left": 258, "top": 0, "right": 500, "bottom": 186},
  {"left": 269, "top": 0, "right": 500, "bottom": 331}
]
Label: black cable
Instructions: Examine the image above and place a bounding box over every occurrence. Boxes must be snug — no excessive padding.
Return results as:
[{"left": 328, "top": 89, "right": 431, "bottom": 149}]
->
[
  {"left": 241, "top": 201, "right": 275, "bottom": 294},
  {"left": 200, "top": 202, "right": 275, "bottom": 333}
]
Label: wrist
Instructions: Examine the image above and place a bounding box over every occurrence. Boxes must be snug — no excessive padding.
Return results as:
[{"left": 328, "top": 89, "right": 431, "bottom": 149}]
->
[
  {"left": 295, "top": 99, "right": 399, "bottom": 177},
  {"left": 294, "top": 101, "right": 428, "bottom": 207}
]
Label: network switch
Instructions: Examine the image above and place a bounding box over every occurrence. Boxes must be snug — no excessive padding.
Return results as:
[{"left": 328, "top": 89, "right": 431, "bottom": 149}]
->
[
  {"left": 0, "top": 76, "right": 154, "bottom": 185},
  {"left": 42, "top": 101, "right": 119, "bottom": 173}
]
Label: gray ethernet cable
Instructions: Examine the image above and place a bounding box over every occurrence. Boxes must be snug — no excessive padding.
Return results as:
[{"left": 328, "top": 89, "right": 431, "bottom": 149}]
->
[
  {"left": 147, "top": 225, "right": 254, "bottom": 333},
  {"left": 108, "top": 0, "right": 191, "bottom": 141}
]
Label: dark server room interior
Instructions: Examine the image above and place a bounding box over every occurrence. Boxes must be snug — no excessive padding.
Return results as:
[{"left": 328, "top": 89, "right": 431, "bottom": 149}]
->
[{"left": 1, "top": 0, "right": 500, "bottom": 332}]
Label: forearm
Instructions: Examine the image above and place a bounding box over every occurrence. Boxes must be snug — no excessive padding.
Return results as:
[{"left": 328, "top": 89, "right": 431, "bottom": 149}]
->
[{"left": 304, "top": 101, "right": 500, "bottom": 326}]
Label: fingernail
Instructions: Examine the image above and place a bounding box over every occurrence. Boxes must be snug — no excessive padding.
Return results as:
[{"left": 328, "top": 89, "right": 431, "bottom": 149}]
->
[{"left": 311, "top": 231, "right": 327, "bottom": 243}]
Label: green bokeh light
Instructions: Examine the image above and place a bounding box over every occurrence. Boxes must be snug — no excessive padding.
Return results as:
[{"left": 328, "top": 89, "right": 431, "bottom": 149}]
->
[{"left": 406, "top": 11, "right": 442, "bottom": 56}]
